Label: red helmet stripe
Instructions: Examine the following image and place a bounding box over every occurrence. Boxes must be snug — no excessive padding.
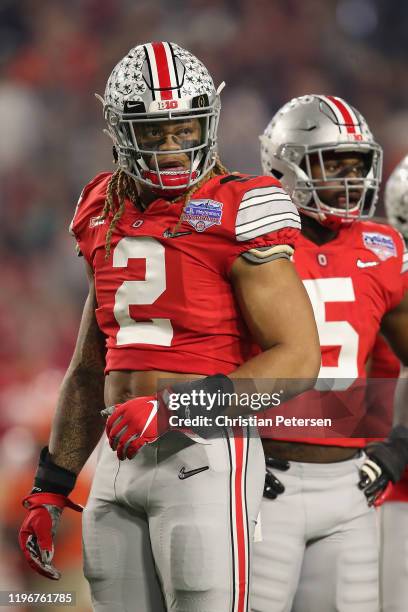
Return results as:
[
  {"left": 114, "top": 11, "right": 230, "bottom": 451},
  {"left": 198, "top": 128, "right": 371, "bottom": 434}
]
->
[
  {"left": 326, "top": 96, "right": 357, "bottom": 134},
  {"left": 151, "top": 42, "right": 174, "bottom": 100},
  {"left": 163, "top": 43, "right": 180, "bottom": 97},
  {"left": 332, "top": 96, "right": 362, "bottom": 134}
]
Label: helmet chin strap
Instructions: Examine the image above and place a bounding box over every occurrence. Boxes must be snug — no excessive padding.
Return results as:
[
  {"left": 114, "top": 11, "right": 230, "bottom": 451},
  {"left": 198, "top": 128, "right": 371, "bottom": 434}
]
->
[
  {"left": 301, "top": 203, "right": 359, "bottom": 231},
  {"left": 300, "top": 208, "right": 345, "bottom": 231},
  {"left": 317, "top": 211, "right": 354, "bottom": 231}
]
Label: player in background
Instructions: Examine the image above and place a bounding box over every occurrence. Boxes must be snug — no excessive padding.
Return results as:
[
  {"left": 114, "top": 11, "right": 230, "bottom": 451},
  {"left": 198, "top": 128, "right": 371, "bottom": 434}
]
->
[
  {"left": 369, "top": 155, "right": 408, "bottom": 612},
  {"left": 252, "top": 95, "right": 408, "bottom": 612},
  {"left": 17, "top": 43, "right": 320, "bottom": 612}
]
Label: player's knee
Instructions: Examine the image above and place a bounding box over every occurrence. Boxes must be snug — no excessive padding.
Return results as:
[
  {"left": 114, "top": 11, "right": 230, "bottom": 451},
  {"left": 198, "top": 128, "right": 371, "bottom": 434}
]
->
[
  {"left": 337, "top": 540, "right": 379, "bottom": 610},
  {"left": 169, "top": 522, "right": 225, "bottom": 593},
  {"left": 82, "top": 506, "right": 120, "bottom": 585}
]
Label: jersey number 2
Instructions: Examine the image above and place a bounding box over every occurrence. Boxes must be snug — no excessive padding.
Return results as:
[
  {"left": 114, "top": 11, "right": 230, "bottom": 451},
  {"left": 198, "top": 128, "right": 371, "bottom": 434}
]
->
[{"left": 113, "top": 237, "right": 173, "bottom": 346}]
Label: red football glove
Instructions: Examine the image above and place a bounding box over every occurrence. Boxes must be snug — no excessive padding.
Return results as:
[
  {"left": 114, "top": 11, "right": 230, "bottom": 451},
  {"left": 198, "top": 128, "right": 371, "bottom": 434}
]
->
[
  {"left": 19, "top": 492, "right": 82, "bottom": 580},
  {"left": 102, "top": 375, "right": 235, "bottom": 460},
  {"left": 102, "top": 395, "right": 167, "bottom": 460}
]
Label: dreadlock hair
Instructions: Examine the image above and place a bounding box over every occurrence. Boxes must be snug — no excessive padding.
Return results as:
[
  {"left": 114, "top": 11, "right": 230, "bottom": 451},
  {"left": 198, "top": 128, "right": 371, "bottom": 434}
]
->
[
  {"left": 102, "top": 155, "right": 230, "bottom": 259},
  {"left": 101, "top": 169, "right": 139, "bottom": 259}
]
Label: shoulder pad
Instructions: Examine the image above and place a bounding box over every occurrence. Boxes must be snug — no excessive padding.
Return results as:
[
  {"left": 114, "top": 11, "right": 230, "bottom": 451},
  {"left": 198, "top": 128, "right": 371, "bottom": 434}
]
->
[
  {"left": 234, "top": 177, "right": 300, "bottom": 242},
  {"left": 203, "top": 174, "right": 300, "bottom": 241},
  {"left": 205, "top": 175, "right": 301, "bottom": 275}
]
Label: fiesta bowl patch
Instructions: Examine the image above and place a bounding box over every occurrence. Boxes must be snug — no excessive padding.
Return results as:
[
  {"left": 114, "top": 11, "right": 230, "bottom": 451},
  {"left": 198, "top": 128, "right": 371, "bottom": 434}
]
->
[
  {"left": 362, "top": 232, "right": 396, "bottom": 261},
  {"left": 182, "top": 199, "right": 223, "bottom": 232}
]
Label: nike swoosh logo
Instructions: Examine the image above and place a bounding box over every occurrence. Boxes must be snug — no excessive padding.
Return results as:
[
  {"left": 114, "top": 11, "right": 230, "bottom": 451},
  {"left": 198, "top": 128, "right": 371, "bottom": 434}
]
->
[
  {"left": 125, "top": 101, "right": 142, "bottom": 110},
  {"left": 163, "top": 229, "right": 192, "bottom": 238},
  {"left": 357, "top": 259, "right": 379, "bottom": 268},
  {"left": 178, "top": 466, "right": 209, "bottom": 480}
]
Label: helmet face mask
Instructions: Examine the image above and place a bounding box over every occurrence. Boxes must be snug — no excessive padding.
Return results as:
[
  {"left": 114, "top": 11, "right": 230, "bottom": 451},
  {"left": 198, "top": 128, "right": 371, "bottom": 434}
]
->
[
  {"left": 101, "top": 42, "right": 223, "bottom": 195},
  {"left": 106, "top": 104, "right": 219, "bottom": 193},
  {"left": 299, "top": 146, "right": 380, "bottom": 225},
  {"left": 261, "top": 95, "right": 383, "bottom": 229}
]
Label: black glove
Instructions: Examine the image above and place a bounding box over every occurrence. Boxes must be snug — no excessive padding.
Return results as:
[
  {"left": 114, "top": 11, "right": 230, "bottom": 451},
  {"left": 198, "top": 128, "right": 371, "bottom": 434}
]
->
[
  {"left": 263, "top": 456, "right": 290, "bottom": 500},
  {"left": 359, "top": 425, "right": 408, "bottom": 506}
]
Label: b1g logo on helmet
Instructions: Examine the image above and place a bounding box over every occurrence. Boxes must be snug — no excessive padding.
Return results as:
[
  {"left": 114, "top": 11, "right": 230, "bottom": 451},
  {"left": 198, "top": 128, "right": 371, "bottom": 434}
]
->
[
  {"left": 150, "top": 100, "right": 180, "bottom": 111},
  {"left": 182, "top": 199, "right": 223, "bottom": 232}
]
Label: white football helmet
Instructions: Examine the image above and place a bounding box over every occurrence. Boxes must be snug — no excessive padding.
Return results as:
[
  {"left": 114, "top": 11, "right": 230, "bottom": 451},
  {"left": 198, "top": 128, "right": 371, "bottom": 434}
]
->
[
  {"left": 99, "top": 42, "right": 223, "bottom": 194},
  {"left": 260, "top": 95, "right": 383, "bottom": 229},
  {"left": 385, "top": 155, "right": 408, "bottom": 243}
]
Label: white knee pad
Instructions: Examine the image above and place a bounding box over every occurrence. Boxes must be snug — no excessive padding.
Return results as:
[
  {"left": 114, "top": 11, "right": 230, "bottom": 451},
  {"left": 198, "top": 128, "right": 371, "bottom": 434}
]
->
[{"left": 168, "top": 520, "right": 225, "bottom": 593}]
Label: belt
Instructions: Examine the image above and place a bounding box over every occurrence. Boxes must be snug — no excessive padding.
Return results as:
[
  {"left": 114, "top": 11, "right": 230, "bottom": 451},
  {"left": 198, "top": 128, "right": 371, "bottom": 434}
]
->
[{"left": 261, "top": 438, "right": 361, "bottom": 463}]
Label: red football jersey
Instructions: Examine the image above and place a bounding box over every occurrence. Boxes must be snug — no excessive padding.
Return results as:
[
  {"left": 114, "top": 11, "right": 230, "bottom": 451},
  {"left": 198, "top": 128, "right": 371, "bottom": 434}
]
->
[
  {"left": 370, "top": 333, "right": 401, "bottom": 379},
  {"left": 70, "top": 172, "right": 300, "bottom": 375},
  {"left": 259, "top": 220, "right": 406, "bottom": 447},
  {"left": 370, "top": 267, "right": 408, "bottom": 501},
  {"left": 370, "top": 256, "right": 408, "bottom": 379}
]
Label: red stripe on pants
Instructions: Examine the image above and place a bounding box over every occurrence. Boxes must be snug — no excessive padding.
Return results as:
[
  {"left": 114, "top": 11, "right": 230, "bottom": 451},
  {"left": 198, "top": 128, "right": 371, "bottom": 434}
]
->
[{"left": 233, "top": 429, "right": 247, "bottom": 612}]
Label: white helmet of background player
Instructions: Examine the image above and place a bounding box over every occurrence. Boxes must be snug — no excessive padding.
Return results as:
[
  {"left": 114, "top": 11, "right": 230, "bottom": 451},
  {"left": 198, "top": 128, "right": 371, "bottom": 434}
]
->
[
  {"left": 385, "top": 154, "right": 408, "bottom": 243},
  {"left": 260, "top": 95, "right": 383, "bottom": 230},
  {"left": 99, "top": 41, "right": 223, "bottom": 194}
]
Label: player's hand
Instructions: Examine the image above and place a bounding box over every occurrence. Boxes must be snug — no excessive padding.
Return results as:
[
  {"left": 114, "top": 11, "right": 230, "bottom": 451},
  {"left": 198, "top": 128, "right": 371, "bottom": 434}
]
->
[
  {"left": 264, "top": 456, "right": 290, "bottom": 500},
  {"left": 358, "top": 456, "right": 390, "bottom": 506},
  {"left": 359, "top": 427, "right": 408, "bottom": 506},
  {"left": 19, "top": 492, "right": 82, "bottom": 580},
  {"left": 102, "top": 395, "right": 165, "bottom": 460},
  {"left": 102, "top": 375, "right": 234, "bottom": 460}
]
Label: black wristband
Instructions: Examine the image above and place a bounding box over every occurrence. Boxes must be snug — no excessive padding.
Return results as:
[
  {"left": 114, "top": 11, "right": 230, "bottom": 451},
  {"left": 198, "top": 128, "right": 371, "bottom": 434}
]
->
[
  {"left": 32, "top": 447, "right": 77, "bottom": 497},
  {"left": 170, "top": 374, "right": 235, "bottom": 420}
]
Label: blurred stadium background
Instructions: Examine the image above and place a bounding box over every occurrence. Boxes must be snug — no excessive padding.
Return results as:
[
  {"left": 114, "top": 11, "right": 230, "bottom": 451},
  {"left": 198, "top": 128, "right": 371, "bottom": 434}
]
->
[{"left": 1, "top": 0, "right": 408, "bottom": 609}]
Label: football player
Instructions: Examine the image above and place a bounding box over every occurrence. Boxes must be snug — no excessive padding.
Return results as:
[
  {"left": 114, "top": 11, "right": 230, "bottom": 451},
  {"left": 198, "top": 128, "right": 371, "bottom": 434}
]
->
[
  {"left": 17, "top": 44, "right": 320, "bottom": 612},
  {"left": 252, "top": 95, "right": 408, "bottom": 612},
  {"left": 369, "top": 155, "right": 408, "bottom": 612}
]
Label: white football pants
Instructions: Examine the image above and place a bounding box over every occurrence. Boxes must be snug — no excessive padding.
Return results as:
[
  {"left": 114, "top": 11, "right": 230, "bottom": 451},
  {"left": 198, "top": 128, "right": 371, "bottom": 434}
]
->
[
  {"left": 83, "top": 428, "right": 264, "bottom": 612},
  {"left": 380, "top": 501, "right": 408, "bottom": 612},
  {"left": 252, "top": 454, "right": 379, "bottom": 612}
]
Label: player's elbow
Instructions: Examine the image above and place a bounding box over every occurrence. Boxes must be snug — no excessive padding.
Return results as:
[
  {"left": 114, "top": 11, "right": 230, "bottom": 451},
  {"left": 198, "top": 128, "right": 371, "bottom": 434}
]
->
[{"left": 291, "top": 339, "right": 321, "bottom": 391}]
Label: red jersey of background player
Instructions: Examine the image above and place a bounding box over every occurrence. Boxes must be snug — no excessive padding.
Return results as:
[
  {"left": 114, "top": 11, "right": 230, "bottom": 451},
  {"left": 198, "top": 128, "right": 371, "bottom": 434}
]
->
[
  {"left": 70, "top": 172, "right": 300, "bottom": 375},
  {"left": 259, "top": 219, "right": 406, "bottom": 446},
  {"left": 369, "top": 266, "right": 408, "bottom": 501}
]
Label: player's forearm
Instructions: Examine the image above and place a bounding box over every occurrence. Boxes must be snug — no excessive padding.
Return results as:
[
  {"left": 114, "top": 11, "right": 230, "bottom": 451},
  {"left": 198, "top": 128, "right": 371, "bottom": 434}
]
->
[
  {"left": 48, "top": 363, "right": 105, "bottom": 474},
  {"left": 48, "top": 275, "right": 107, "bottom": 473},
  {"left": 227, "top": 342, "right": 320, "bottom": 415}
]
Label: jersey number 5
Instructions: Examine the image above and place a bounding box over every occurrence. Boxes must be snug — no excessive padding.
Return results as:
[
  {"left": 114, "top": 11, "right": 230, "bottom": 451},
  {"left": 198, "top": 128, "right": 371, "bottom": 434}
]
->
[
  {"left": 303, "top": 278, "right": 358, "bottom": 391},
  {"left": 113, "top": 237, "right": 173, "bottom": 346}
]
